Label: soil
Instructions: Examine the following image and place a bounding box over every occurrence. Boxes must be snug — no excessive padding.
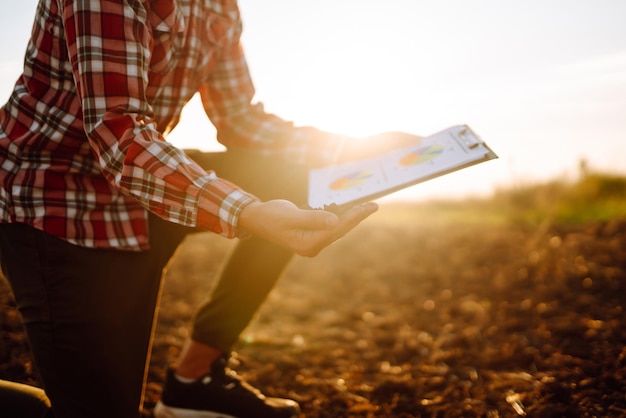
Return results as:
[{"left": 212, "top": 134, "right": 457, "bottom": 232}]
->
[{"left": 1, "top": 205, "right": 626, "bottom": 417}]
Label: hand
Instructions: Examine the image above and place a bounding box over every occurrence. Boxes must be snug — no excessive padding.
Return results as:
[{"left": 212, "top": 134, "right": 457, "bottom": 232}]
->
[
  {"left": 336, "top": 131, "right": 422, "bottom": 163},
  {"left": 237, "top": 200, "right": 378, "bottom": 257}
]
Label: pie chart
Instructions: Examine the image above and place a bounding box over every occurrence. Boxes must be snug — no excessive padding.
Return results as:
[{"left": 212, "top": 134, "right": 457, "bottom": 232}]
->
[
  {"left": 399, "top": 144, "right": 444, "bottom": 166},
  {"left": 330, "top": 169, "right": 373, "bottom": 190}
]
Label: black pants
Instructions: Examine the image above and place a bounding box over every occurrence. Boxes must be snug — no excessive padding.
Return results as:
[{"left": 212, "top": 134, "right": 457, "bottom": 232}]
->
[{"left": 0, "top": 151, "right": 307, "bottom": 418}]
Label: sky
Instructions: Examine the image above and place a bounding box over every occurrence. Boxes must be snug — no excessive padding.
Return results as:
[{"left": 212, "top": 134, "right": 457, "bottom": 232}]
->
[{"left": 1, "top": 0, "right": 625, "bottom": 201}]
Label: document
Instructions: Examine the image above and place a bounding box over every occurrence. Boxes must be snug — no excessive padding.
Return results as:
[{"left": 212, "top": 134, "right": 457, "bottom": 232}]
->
[{"left": 307, "top": 125, "right": 498, "bottom": 211}]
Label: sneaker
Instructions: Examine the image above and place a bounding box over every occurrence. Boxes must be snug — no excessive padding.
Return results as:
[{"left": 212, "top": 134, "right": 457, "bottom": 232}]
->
[{"left": 154, "top": 355, "right": 300, "bottom": 418}]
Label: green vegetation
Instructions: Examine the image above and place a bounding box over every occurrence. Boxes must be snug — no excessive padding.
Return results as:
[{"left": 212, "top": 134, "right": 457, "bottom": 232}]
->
[
  {"left": 494, "top": 170, "right": 626, "bottom": 225},
  {"left": 381, "top": 169, "right": 626, "bottom": 227}
]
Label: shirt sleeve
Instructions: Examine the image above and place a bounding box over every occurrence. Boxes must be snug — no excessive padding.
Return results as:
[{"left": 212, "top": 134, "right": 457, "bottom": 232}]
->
[
  {"left": 199, "top": 39, "right": 351, "bottom": 168},
  {"left": 59, "top": 0, "right": 256, "bottom": 238}
]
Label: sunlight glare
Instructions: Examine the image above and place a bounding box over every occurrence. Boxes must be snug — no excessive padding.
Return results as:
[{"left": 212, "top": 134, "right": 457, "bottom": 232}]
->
[
  {"left": 165, "top": 0, "right": 626, "bottom": 201},
  {"left": 166, "top": 94, "right": 223, "bottom": 152}
]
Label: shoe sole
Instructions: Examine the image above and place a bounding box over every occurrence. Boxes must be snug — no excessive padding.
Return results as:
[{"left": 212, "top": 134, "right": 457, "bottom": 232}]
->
[{"left": 154, "top": 401, "right": 237, "bottom": 418}]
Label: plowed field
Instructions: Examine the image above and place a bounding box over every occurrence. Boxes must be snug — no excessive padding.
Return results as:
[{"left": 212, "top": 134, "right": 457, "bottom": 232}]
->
[{"left": 2, "top": 205, "right": 625, "bottom": 417}]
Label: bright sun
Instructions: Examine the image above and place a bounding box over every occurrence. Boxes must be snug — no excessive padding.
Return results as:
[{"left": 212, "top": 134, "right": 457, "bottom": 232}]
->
[
  {"left": 166, "top": 3, "right": 431, "bottom": 151},
  {"left": 166, "top": 94, "right": 223, "bottom": 152}
]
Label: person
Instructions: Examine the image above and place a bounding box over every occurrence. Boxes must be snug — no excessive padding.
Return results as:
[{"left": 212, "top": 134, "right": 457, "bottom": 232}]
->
[{"left": 0, "top": 0, "right": 420, "bottom": 417}]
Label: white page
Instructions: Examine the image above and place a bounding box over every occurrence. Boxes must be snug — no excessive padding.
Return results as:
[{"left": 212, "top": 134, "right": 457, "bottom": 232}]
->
[{"left": 308, "top": 125, "right": 497, "bottom": 210}]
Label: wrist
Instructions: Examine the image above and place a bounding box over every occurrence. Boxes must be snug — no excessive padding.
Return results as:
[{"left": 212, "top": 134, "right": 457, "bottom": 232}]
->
[
  {"left": 236, "top": 200, "right": 263, "bottom": 236},
  {"left": 196, "top": 184, "right": 259, "bottom": 238}
]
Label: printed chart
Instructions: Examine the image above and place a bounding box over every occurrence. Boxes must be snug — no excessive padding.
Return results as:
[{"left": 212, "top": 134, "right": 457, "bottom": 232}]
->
[
  {"left": 398, "top": 144, "right": 445, "bottom": 166},
  {"left": 308, "top": 125, "right": 498, "bottom": 209},
  {"left": 330, "top": 169, "right": 375, "bottom": 190}
]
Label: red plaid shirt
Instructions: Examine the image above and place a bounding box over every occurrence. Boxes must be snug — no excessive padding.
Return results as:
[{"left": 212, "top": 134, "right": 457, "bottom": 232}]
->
[{"left": 0, "top": 0, "right": 345, "bottom": 250}]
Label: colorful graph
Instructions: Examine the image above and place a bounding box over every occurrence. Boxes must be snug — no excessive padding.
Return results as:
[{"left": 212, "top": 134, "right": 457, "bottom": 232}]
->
[
  {"left": 399, "top": 144, "right": 444, "bottom": 166},
  {"left": 329, "top": 169, "right": 373, "bottom": 190}
]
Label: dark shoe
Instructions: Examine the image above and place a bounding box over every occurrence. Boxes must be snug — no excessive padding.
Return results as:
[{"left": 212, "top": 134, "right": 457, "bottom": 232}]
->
[{"left": 154, "top": 356, "right": 300, "bottom": 418}]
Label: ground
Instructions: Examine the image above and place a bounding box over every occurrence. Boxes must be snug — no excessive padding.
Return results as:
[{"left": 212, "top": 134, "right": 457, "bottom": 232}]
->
[{"left": 1, "top": 204, "right": 625, "bottom": 417}]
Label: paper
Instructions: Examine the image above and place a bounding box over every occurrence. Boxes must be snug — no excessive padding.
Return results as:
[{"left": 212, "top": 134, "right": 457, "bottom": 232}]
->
[{"left": 308, "top": 125, "right": 498, "bottom": 210}]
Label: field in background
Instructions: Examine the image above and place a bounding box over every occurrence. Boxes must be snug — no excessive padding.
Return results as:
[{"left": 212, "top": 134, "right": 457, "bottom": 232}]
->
[
  {"left": 383, "top": 168, "right": 626, "bottom": 227},
  {"left": 1, "top": 170, "right": 625, "bottom": 417}
]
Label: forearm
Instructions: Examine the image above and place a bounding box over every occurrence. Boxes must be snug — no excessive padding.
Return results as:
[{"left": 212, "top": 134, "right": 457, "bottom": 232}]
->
[{"left": 198, "top": 42, "right": 349, "bottom": 167}]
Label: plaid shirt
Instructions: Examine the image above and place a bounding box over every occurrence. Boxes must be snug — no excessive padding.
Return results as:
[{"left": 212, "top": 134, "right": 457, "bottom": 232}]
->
[{"left": 0, "top": 0, "right": 345, "bottom": 250}]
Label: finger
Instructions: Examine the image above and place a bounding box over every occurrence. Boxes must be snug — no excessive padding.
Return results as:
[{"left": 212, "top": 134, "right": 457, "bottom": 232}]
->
[
  {"left": 329, "top": 202, "right": 379, "bottom": 240},
  {"left": 300, "top": 202, "right": 378, "bottom": 256},
  {"left": 288, "top": 208, "right": 339, "bottom": 230},
  {"left": 339, "top": 202, "right": 379, "bottom": 225}
]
